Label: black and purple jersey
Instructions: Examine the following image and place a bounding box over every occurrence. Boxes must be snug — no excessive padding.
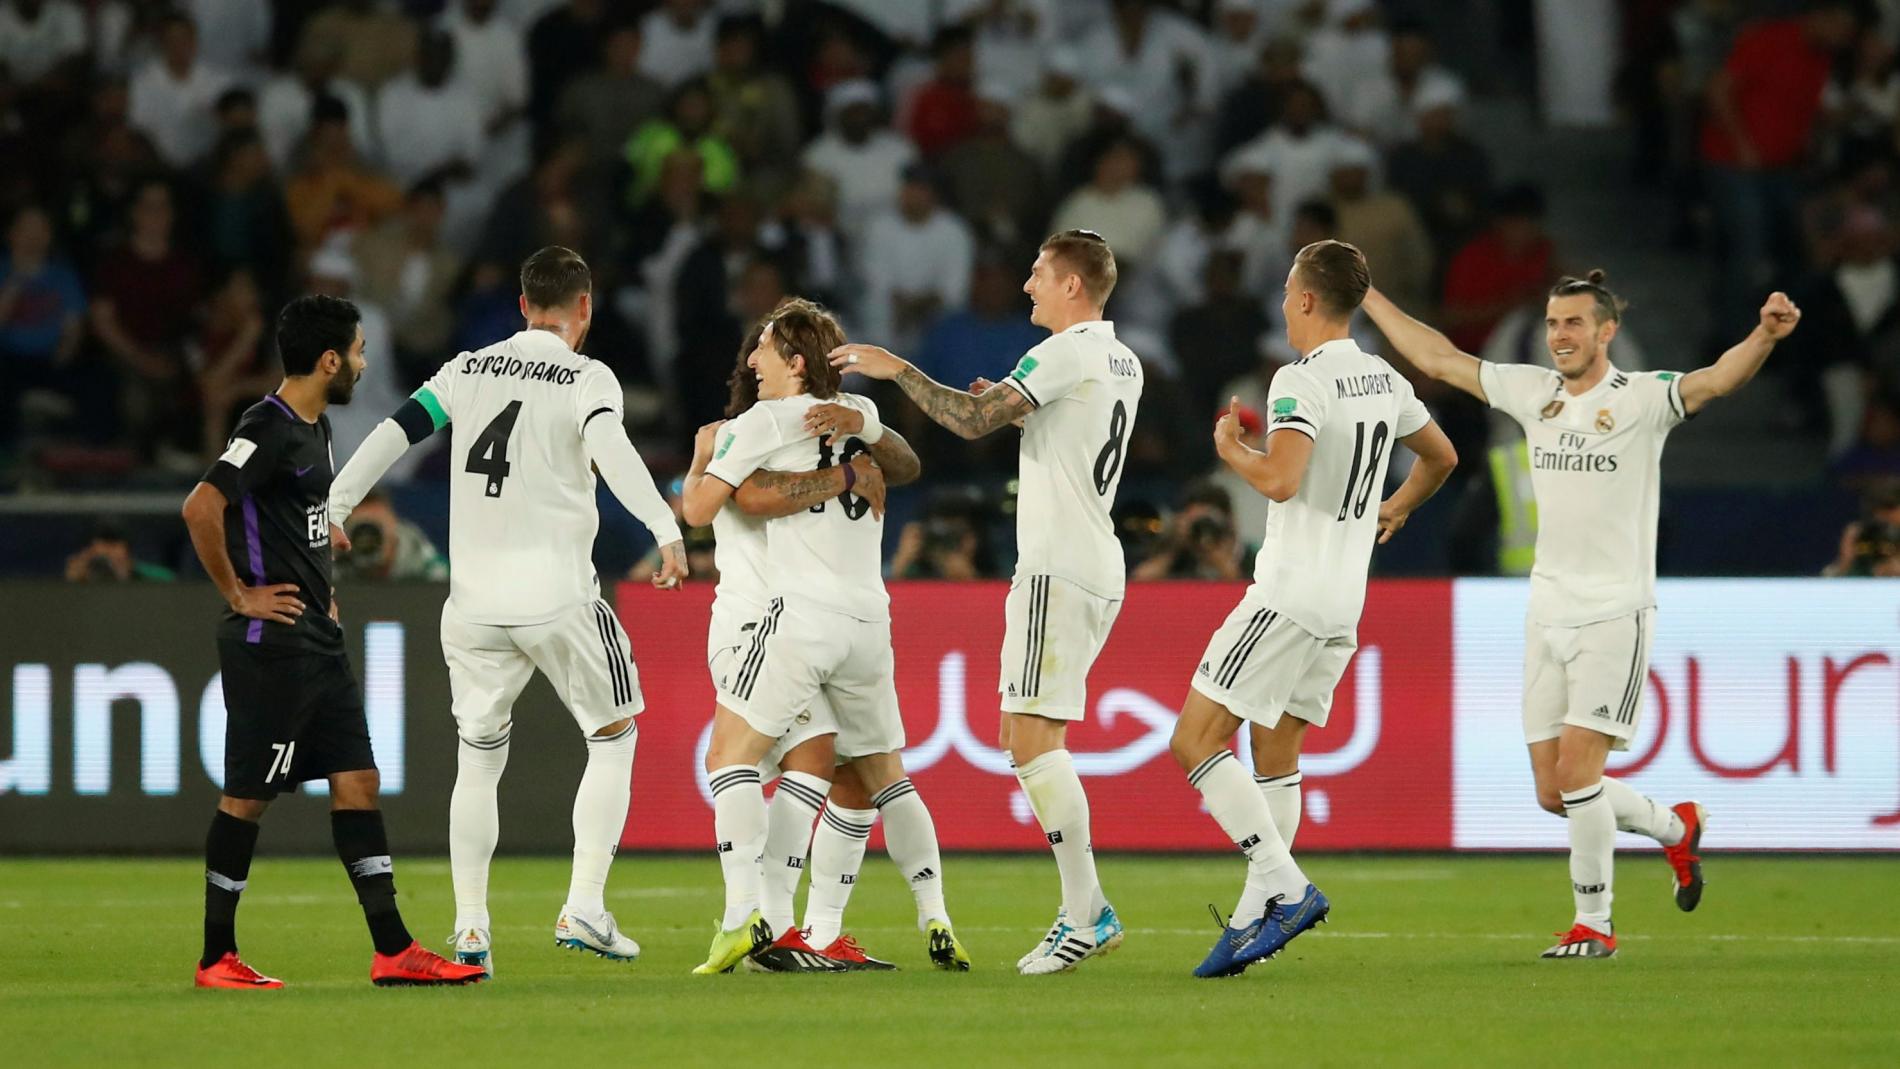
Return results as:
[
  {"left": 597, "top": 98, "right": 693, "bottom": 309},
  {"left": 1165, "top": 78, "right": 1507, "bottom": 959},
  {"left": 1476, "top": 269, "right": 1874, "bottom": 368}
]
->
[{"left": 200, "top": 394, "right": 344, "bottom": 653}]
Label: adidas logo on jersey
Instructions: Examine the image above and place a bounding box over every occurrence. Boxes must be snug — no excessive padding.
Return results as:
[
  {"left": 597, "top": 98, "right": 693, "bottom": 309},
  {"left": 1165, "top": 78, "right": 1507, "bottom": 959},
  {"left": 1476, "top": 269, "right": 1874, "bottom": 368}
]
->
[
  {"left": 1046, "top": 831, "right": 1064, "bottom": 846},
  {"left": 1006, "top": 683, "right": 1017, "bottom": 697},
  {"left": 911, "top": 867, "right": 936, "bottom": 883},
  {"left": 1590, "top": 705, "right": 1611, "bottom": 719},
  {"left": 1198, "top": 662, "right": 1211, "bottom": 676}
]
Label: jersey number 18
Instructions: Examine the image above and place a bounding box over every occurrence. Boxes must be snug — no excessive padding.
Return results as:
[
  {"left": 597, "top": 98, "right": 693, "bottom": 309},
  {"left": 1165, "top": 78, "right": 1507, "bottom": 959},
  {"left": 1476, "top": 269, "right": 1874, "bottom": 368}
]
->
[{"left": 1336, "top": 420, "right": 1389, "bottom": 522}]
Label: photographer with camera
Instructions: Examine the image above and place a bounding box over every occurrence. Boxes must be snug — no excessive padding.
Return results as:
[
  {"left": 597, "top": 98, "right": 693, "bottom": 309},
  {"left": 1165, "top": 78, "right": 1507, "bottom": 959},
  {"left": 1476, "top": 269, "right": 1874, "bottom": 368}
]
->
[
  {"left": 63, "top": 519, "right": 176, "bottom": 582},
  {"left": 1824, "top": 480, "right": 1900, "bottom": 577},
  {"left": 335, "top": 489, "right": 448, "bottom": 582},
  {"left": 1130, "top": 480, "right": 1247, "bottom": 581},
  {"left": 889, "top": 492, "right": 997, "bottom": 581}
]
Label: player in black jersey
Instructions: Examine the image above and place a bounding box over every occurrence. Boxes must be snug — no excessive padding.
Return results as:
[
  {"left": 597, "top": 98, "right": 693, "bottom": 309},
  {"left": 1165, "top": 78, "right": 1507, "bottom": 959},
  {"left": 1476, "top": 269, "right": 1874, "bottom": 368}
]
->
[{"left": 180, "top": 294, "right": 485, "bottom": 989}]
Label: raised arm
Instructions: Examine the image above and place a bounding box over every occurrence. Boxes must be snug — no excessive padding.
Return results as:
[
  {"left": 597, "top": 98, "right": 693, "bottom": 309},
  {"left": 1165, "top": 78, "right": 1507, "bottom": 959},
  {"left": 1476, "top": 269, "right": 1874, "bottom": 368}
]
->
[
  {"left": 1214, "top": 398, "right": 1314, "bottom": 503},
  {"left": 1360, "top": 287, "right": 1488, "bottom": 403},
  {"left": 1377, "top": 420, "right": 1459, "bottom": 544},
  {"left": 1678, "top": 291, "right": 1800, "bottom": 416},
  {"left": 827, "top": 343, "right": 1033, "bottom": 440}
]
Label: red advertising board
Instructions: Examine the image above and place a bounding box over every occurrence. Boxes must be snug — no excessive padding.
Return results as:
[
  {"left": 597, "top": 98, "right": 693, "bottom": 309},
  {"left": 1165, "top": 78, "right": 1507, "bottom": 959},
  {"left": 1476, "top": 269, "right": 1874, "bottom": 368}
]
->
[{"left": 611, "top": 580, "right": 1454, "bottom": 851}]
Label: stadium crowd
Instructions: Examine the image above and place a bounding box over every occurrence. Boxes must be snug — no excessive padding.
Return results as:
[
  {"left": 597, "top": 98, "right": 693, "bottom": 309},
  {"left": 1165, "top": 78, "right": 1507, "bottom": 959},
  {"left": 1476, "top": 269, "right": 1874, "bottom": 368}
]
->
[{"left": 1, "top": 0, "right": 1896, "bottom": 581}]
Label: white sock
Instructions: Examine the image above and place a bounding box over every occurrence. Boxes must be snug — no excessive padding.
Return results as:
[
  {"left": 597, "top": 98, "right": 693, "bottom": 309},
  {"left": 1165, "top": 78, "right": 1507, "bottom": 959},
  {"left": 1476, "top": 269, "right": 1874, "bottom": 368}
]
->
[
  {"left": 1193, "top": 751, "right": 1303, "bottom": 923},
  {"left": 1600, "top": 778, "right": 1683, "bottom": 845},
  {"left": 450, "top": 733, "right": 509, "bottom": 931},
  {"left": 566, "top": 720, "right": 636, "bottom": 915},
  {"left": 1016, "top": 750, "right": 1106, "bottom": 924},
  {"left": 709, "top": 765, "right": 767, "bottom": 931},
  {"left": 759, "top": 771, "right": 828, "bottom": 933},
  {"left": 804, "top": 804, "right": 873, "bottom": 948},
  {"left": 1563, "top": 783, "right": 1615, "bottom": 932},
  {"left": 1255, "top": 770, "right": 1303, "bottom": 848},
  {"left": 872, "top": 777, "right": 949, "bottom": 930}
]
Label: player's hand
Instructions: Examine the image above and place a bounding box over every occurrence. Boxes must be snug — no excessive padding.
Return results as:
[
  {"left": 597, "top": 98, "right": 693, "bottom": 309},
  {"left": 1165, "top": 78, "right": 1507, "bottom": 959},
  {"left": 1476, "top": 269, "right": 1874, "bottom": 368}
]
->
[
  {"left": 803, "top": 402, "right": 865, "bottom": 439},
  {"left": 849, "top": 454, "right": 887, "bottom": 518},
  {"left": 692, "top": 419, "right": 726, "bottom": 464},
  {"left": 232, "top": 583, "right": 303, "bottom": 625},
  {"left": 1213, "top": 396, "right": 1244, "bottom": 456},
  {"left": 330, "top": 523, "right": 351, "bottom": 555},
  {"left": 653, "top": 540, "right": 689, "bottom": 590},
  {"left": 1760, "top": 291, "right": 1801, "bottom": 341},
  {"left": 829, "top": 343, "right": 908, "bottom": 381},
  {"left": 1376, "top": 498, "right": 1411, "bottom": 544}
]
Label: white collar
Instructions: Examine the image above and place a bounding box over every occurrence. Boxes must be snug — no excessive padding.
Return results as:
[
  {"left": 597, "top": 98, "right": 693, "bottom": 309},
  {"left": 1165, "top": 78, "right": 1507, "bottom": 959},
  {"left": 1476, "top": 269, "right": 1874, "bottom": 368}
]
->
[{"left": 1061, "top": 319, "right": 1114, "bottom": 337}]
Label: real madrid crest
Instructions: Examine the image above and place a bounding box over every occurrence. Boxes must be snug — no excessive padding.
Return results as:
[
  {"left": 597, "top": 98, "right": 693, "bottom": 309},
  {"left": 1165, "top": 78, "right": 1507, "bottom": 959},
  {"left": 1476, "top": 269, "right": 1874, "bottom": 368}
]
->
[
  {"left": 1595, "top": 408, "right": 1615, "bottom": 433},
  {"left": 1540, "top": 399, "right": 1564, "bottom": 419}
]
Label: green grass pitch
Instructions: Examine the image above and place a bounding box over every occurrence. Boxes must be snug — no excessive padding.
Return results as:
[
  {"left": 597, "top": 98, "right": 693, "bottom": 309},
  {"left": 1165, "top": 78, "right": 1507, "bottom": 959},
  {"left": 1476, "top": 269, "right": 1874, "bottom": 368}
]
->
[{"left": 3, "top": 854, "right": 1896, "bottom": 1067}]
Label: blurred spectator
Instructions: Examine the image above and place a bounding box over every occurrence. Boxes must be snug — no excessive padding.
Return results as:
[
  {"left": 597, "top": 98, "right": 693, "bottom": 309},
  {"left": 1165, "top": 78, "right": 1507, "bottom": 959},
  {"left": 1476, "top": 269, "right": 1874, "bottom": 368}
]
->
[
  {"left": 1340, "top": 19, "right": 1463, "bottom": 147},
  {"left": 181, "top": 0, "right": 270, "bottom": 82},
  {"left": 89, "top": 178, "right": 203, "bottom": 461},
  {"left": 1052, "top": 136, "right": 1166, "bottom": 268},
  {"left": 480, "top": 138, "right": 613, "bottom": 276},
  {"left": 0, "top": 203, "right": 86, "bottom": 441},
  {"left": 374, "top": 30, "right": 484, "bottom": 190},
  {"left": 963, "top": 0, "right": 1053, "bottom": 102},
  {"left": 257, "top": 37, "right": 374, "bottom": 173},
  {"left": 1787, "top": 205, "right": 1900, "bottom": 457},
  {"left": 127, "top": 11, "right": 232, "bottom": 168},
  {"left": 63, "top": 519, "right": 174, "bottom": 582},
  {"left": 859, "top": 165, "right": 976, "bottom": 353},
  {"left": 760, "top": 169, "right": 845, "bottom": 307},
  {"left": 1822, "top": 23, "right": 1900, "bottom": 168},
  {"left": 674, "top": 194, "right": 767, "bottom": 428},
  {"left": 284, "top": 97, "right": 403, "bottom": 259},
  {"left": 622, "top": 147, "right": 710, "bottom": 376},
  {"left": 305, "top": 245, "right": 414, "bottom": 479},
  {"left": 336, "top": 489, "right": 449, "bottom": 581},
  {"left": 1222, "top": 152, "right": 1292, "bottom": 301},
  {"left": 1222, "top": 80, "right": 1355, "bottom": 226},
  {"left": 801, "top": 79, "right": 917, "bottom": 238},
  {"left": 55, "top": 94, "right": 154, "bottom": 269},
  {"left": 1823, "top": 480, "right": 1900, "bottom": 576},
  {"left": 298, "top": 0, "right": 419, "bottom": 91},
  {"left": 1699, "top": 2, "right": 1856, "bottom": 334},
  {"left": 1009, "top": 47, "right": 1094, "bottom": 177},
  {"left": 1075, "top": 0, "right": 1215, "bottom": 170},
  {"left": 197, "top": 129, "right": 293, "bottom": 296},
  {"left": 913, "top": 246, "right": 1043, "bottom": 395},
  {"left": 1385, "top": 78, "right": 1492, "bottom": 265},
  {"left": 903, "top": 24, "right": 980, "bottom": 158},
  {"left": 1329, "top": 137, "right": 1433, "bottom": 314},
  {"left": 353, "top": 180, "right": 462, "bottom": 379},
  {"left": 0, "top": 0, "right": 87, "bottom": 87},
  {"left": 706, "top": 14, "right": 802, "bottom": 199},
  {"left": 528, "top": 0, "right": 611, "bottom": 128},
  {"left": 939, "top": 87, "right": 1044, "bottom": 246},
  {"left": 554, "top": 19, "right": 661, "bottom": 171},
  {"left": 889, "top": 494, "right": 998, "bottom": 580},
  {"left": 1130, "top": 480, "right": 1246, "bottom": 580},
  {"left": 639, "top": 0, "right": 715, "bottom": 90},
  {"left": 1214, "top": 34, "right": 1303, "bottom": 157},
  {"left": 440, "top": 0, "right": 531, "bottom": 183},
  {"left": 1440, "top": 183, "right": 1554, "bottom": 354},
  {"left": 1208, "top": 0, "right": 1272, "bottom": 97},
  {"left": 189, "top": 267, "right": 270, "bottom": 461},
  {"left": 1303, "top": 0, "right": 1390, "bottom": 121},
  {"left": 1170, "top": 249, "right": 1268, "bottom": 420},
  {"left": 624, "top": 78, "right": 739, "bottom": 206}
]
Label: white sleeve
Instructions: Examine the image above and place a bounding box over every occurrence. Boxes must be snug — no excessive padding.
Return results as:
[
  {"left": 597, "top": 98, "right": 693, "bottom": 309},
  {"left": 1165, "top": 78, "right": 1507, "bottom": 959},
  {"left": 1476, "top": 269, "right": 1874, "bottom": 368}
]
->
[
  {"left": 1001, "top": 336, "right": 1083, "bottom": 407},
  {"left": 704, "top": 405, "right": 784, "bottom": 487},
  {"left": 328, "top": 418, "right": 412, "bottom": 527},
  {"left": 573, "top": 362, "right": 624, "bottom": 436},
  {"left": 1266, "top": 363, "right": 1328, "bottom": 439},
  {"left": 1394, "top": 374, "right": 1432, "bottom": 438},
  {"left": 1477, "top": 360, "right": 1556, "bottom": 424},
  {"left": 583, "top": 416, "right": 684, "bottom": 548},
  {"left": 1644, "top": 370, "right": 1691, "bottom": 430}
]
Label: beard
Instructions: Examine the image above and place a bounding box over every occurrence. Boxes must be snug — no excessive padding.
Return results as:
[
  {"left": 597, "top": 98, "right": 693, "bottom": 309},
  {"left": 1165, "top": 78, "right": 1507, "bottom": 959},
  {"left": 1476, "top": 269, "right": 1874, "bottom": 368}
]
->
[{"left": 326, "top": 365, "right": 361, "bottom": 404}]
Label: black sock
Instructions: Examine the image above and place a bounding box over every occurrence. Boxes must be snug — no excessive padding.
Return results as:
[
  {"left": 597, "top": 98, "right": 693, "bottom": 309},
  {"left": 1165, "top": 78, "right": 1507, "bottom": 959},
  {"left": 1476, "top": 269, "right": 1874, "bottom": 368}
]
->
[
  {"left": 331, "top": 809, "right": 413, "bottom": 956},
  {"left": 202, "top": 809, "right": 261, "bottom": 969}
]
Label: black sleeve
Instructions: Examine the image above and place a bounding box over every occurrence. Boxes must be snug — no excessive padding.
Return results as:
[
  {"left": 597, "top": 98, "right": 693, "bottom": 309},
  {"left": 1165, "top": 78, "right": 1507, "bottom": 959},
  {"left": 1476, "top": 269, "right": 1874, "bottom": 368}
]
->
[
  {"left": 392, "top": 397, "right": 442, "bottom": 444},
  {"left": 201, "top": 412, "right": 285, "bottom": 501}
]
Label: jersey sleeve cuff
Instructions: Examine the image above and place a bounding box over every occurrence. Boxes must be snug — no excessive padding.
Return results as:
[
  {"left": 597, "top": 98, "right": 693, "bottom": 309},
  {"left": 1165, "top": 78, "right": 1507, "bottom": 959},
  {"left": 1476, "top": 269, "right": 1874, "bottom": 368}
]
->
[
  {"left": 1269, "top": 414, "right": 1317, "bottom": 439},
  {"left": 1001, "top": 376, "right": 1040, "bottom": 407},
  {"left": 1665, "top": 375, "right": 1691, "bottom": 422},
  {"left": 201, "top": 463, "right": 243, "bottom": 501}
]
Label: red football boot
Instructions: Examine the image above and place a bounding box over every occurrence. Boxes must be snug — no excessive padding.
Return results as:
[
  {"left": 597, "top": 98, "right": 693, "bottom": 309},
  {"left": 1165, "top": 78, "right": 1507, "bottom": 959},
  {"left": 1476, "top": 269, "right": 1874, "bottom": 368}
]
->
[
  {"left": 1540, "top": 923, "right": 1617, "bottom": 960},
  {"left": 371, "top": 941, "right": 489, "bottom": 986},
  {"left": 820, "top": 934, "right": 897, "bottom": 971},
  {"left": 748, "top": 927, "right": 845, "bottom": 973},
  {"left": 1662, "top": 802, "right": 1707, "bottom": 912},
  {"left": 195, "top": 952, "right": 283, "bottom": 989}
]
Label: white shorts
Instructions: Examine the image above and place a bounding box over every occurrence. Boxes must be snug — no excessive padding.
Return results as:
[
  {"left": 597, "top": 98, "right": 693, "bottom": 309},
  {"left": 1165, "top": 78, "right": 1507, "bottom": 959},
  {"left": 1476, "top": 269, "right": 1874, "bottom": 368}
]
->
[
  {"left": 718, "top": 598, "right": 904, "bottom": 760},
  {"left": 440, "top": 596, "right": 643, "bottom": 744},
  {"left": 708, "top": 596, "right": 837, "bottom": 769},
  {"left": 1189, "top": 594, "right": 1356, "bottom": 729},
  {"left": 998, "top": 574, "right": 1122, "bottom": 720},
  {"left": 1522, "top": 608, "right": 1654, "bottom": 751}
]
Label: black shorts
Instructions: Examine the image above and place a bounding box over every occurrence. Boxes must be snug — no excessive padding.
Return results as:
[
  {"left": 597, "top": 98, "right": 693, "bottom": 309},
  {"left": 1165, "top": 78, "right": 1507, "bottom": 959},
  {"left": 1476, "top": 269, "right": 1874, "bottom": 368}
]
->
[{"left": 218, "top": 638, "right": 375, "bottom": 800}]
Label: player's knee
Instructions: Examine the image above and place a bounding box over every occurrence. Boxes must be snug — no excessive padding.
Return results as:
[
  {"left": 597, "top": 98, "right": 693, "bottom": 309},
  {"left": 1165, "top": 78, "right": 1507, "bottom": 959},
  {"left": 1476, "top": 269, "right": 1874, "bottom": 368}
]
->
[
  {"left": 329, "top": 769, "right": 381, "bottom": 808},
  {"left": 593, "top": 716, "right": 634, "bottom": 739},
  {"left": 218, "top": 796, "right": 268, "bottom": 821},
  {"left": 1536, "top": 788, "right": 1566, "bottom": 815}
]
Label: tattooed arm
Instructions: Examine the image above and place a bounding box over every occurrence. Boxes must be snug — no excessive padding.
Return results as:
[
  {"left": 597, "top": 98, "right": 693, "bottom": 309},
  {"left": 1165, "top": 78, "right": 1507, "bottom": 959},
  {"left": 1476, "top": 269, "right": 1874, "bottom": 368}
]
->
[
  {"left": 731, "top": 456, "right": 886, "bottom": 519},
  {"left": 829, "top": 343, "right": 1035, "bottom": 441}
]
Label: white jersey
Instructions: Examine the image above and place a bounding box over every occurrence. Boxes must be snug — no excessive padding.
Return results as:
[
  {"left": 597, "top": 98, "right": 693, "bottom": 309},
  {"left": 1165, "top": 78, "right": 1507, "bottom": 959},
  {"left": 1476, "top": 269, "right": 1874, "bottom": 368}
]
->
[
  {"left": 710, "top": 506, "right": 769, "bottom": 613},
  {"left": 705, "top": 393, "right": 887, "bottom": 622},
  {"left": 1000, "top": 320, "right": 1145, "bottom": 599},
  {"left": 1251, "top": 339, "right": 1431, "bottom": 638},
  {"left": 1479, "top": 360, "right": 1689, "bottom": 627},
  {"left": 412, "top": 329, "right": 626, "bottom": 626}
]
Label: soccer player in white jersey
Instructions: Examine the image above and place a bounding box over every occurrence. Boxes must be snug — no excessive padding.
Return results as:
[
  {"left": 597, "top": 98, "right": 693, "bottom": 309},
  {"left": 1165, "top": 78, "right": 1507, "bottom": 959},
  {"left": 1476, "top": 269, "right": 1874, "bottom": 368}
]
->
[
  {"left": 830, "top": 230, "right": 1144, "bottom": 975},
  {"left": 326, "top": 247, "right": 688, "bottom": 975},
  {"left": 680, "top": 299, "right": 938, "bottom": 975},
  {"left": 694, "top": 324, "right": 969, "bottom": 972},
  {"left": 1170, "top": 241, "right": 1460, "bottom": 978},
  {"left": 1363, "top": 270, "right": 1801, "bottom": 959}
]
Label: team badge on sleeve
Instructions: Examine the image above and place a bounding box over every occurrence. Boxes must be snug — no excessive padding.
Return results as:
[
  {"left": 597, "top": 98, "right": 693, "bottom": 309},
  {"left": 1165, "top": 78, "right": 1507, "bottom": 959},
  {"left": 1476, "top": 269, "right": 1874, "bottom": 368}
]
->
[
  {"left": 220, "top": 438, "right": 258, "bottom": 468},
  {"left": 1540, "top": 399, "right": 1564, "bottom": 419}
]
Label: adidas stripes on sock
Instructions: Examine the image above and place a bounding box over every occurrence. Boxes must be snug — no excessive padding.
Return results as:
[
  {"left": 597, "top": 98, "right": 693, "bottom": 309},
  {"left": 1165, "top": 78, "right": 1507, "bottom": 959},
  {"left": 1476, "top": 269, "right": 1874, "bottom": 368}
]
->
[
  {"left": 568, "top": 720, "right": 637, "bottom": 915},
  {"left": 872, "top": 777, "right": 949, "bottom": 930},
  {"left": 709, "top": 765, "right": 767, "bottom": 931},
  {"left": 1192, "top": 751, "right": 1304, "bottom": 924},
  {"left": 760, "top": 771, "right": 828, "bottom": 933},
  {"left": 804, "top": 804, "right": 874, "bottom": 948},
  {"left": 1562, "top": 783, "right": 1615, "bottom": 932},
  {"left": 449, "top": 731, "right": 509, "bottom": 932}
]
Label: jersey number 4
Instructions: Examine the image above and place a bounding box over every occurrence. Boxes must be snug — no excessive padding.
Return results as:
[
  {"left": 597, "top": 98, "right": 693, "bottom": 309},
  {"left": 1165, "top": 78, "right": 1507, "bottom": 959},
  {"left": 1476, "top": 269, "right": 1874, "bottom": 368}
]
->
[
  {"left": 1336, "top": 420, "right": 1390, "bottom": 522},
  {"left": 466, "top": 400, "right": 523, "bottom": 497}
]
